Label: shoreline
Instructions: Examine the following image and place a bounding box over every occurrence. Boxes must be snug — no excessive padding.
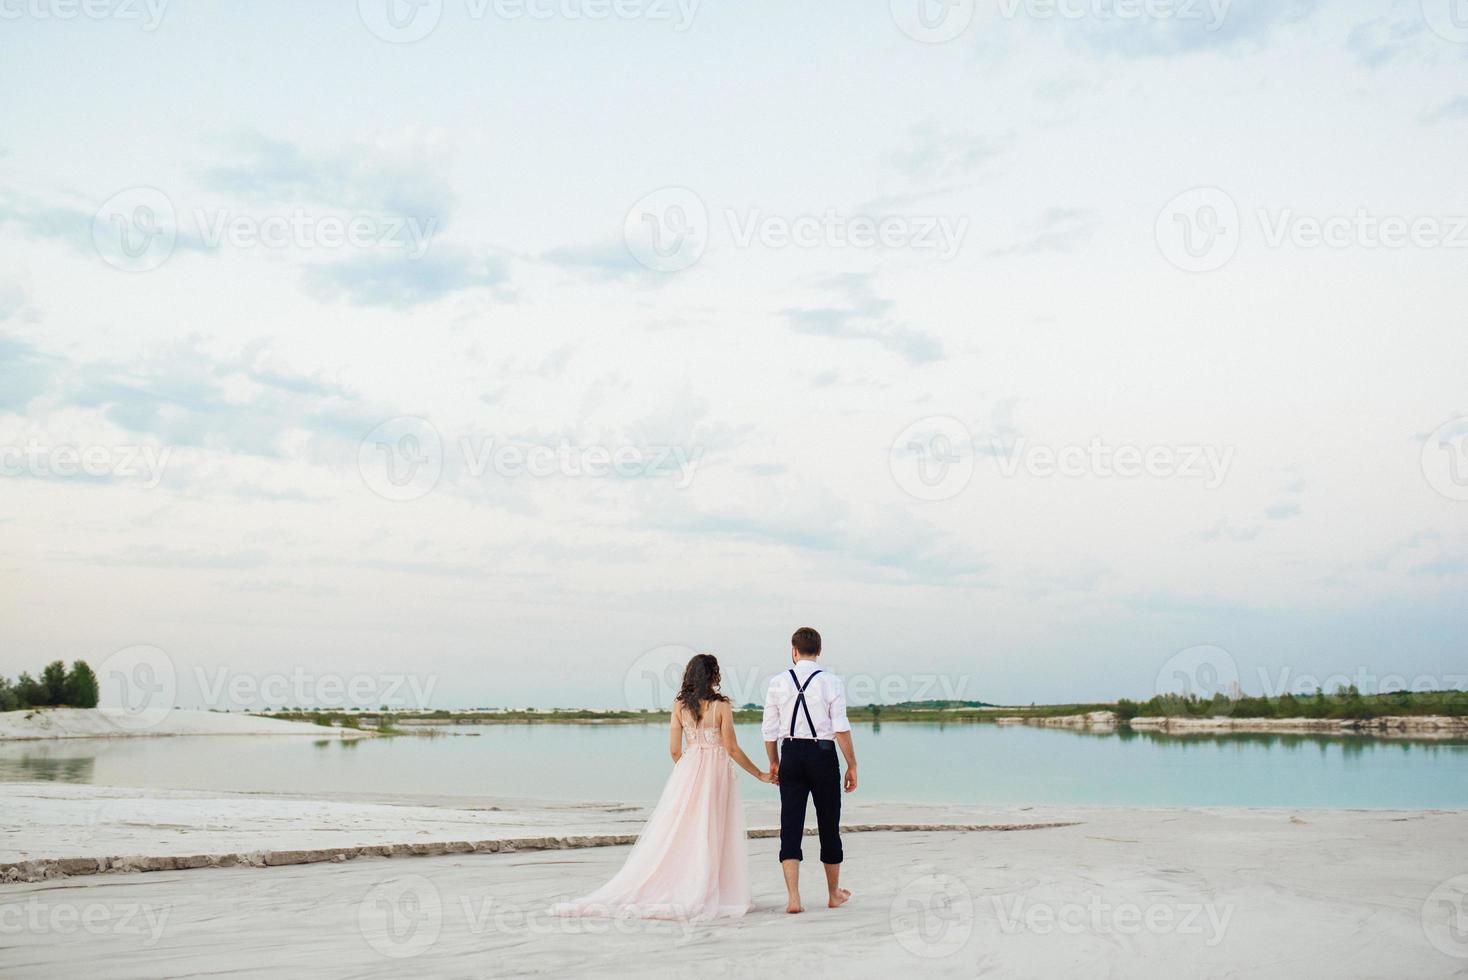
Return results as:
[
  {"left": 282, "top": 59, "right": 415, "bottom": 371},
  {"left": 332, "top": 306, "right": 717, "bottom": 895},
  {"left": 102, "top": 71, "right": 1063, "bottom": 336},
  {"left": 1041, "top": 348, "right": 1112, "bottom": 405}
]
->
[
  {"left": 0, "top": 780, "right": 1087, "bottom": 882},
  {"left": 5, "top": 780, "right": 1464, "bottom": 883},
  {"left": 0, "top": 708, "right": 372, "bottom": 741},
  {"left": 1, "top": 821, "right": 1082, "bottom": 884},
  {"left": 1127, "top": 714, "right": 1468, "bottom": 736},
  {"left": 5, "top": 707, "right": 1464, "bottom": 742}
]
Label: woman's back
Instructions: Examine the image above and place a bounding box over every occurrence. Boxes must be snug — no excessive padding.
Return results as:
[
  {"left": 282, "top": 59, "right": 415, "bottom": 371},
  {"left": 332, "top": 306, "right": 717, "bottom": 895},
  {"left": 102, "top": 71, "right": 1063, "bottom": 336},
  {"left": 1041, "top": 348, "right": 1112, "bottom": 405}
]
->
[{"left": 680, "top": 699, "right": 725, "bottom": 750}]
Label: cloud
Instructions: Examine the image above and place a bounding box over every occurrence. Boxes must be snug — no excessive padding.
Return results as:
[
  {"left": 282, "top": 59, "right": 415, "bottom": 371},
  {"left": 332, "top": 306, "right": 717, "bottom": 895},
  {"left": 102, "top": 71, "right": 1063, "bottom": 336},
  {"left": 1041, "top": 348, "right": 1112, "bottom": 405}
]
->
[
  {"left": 1017, "top": 562, "right": 1110, "bottom": 598},
  {"left": 884, "top": 122, "right": 1008, "bottom": 181},
  {"left": 974, "top": 397, "right": 1025, "bottom": 457},
  {"left": 0, "top": 334, "right": 54, "bottom": 412},
  {"left": 1204, "top": 475, "right": 1303, "bottom": 538},
  {"left": 0, "top": 281, "right": 33, "bottom": 324},
  {"left": 196, "top": 132, "right": 487, "bottom": 306},
  {"left": 989, "top": 208, "right": 1099, "bottom": 257},
  {"left": 1035, "top": 76, "right": 1088, "bottom": 102},
  {"left": 534, "top": 344, "right": 576, "bottom": 380},
  {"left": 302, "top": 248, "right": 509, "bottom": 308},
  {"left": 79, "top": 546, "right": 274, "bottom": 570},
  {"left": 782, "top": 273, "right": 943, "bottom": 365},
  {"left": 0, "top": 194, "right": 94, "bottom": 251},
  {"left": 61, "top": 340, "right": 378, "bottom": 457},
  {"left": 1055, "top": 0, "right": 1319, "bottom": 57},
  {"left": 660, "top": 504, "right": 987, "bottom": 585},
  {"left": 539, "top": 240, "right": 657, "bottom": 281},
  {"left": 1198, "top": 519, "right": 1263, "bottom": 542},
  {"left": 1265, "top": 500, "right": 1302, "bottom": 520},
  {"left": 1410, "top": 555, "right": 1468, "bottom": 577},
  {"left": 0, "top": 189, "right": 211, "bottom": 258},
  {"left": 1347, "top": 16, "right": 1430, "bottom": 68},
  {"left": 1367, "top": 529, "right": 1442, "bottom": 571},
  {"left": 1265, "top": 476, "right": 1304, "bottom": 520},
  {"left": 199, "top": 131, "right": 454, "bottom": 220},
  {"left": 1423, "top": 95, "right": 1468, "bottom": 123}
]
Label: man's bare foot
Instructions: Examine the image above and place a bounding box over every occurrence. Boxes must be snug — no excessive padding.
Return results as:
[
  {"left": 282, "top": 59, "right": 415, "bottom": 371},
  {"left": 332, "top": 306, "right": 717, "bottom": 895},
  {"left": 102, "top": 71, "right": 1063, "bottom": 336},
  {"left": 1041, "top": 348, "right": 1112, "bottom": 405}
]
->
[
  {"left": 828, "top": 888, "right": 851, "bottom": 908},
  {"left": 786, "top": 898, "right": 804, "bottom": 914}
]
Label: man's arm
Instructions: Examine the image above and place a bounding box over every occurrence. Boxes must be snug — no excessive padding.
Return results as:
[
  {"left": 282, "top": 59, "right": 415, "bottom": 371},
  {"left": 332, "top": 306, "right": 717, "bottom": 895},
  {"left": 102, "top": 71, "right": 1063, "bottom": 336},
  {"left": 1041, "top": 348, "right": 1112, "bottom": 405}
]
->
[
  {"left": 834, "top": 731, "right": 857, "bottom": 792},
  {"left": 829, "top": 676, "right": 857, "bottom": 793},
  {"left": 761, "top": 676, "right": 782, "bottom": 780}
]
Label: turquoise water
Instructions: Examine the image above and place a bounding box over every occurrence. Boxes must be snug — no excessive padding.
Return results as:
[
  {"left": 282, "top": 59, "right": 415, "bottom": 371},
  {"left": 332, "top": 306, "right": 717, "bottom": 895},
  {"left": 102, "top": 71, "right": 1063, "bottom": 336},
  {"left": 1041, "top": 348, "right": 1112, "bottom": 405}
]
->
[{"left": 2, "top": 722, "right": 1465, "bottom": 809}]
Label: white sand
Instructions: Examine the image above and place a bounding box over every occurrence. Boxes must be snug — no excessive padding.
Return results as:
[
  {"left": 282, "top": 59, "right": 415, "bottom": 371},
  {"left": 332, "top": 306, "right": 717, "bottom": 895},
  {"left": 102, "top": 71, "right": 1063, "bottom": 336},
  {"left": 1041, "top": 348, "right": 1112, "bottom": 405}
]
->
[
  {"left": 1, "top": 803, "right": 1464, "bottom": 978},
  {"left": 0, "top": 782, "right": 1068, "bottom": 869},
  {"left": 1, "top": 784, "right": 1466, "bottom": 978},
  {"left": 0, "top": 708, "right": 371, "bottom": 741},
  {"left": 0, "top": 783, "right": 655, "bottom": 866}
]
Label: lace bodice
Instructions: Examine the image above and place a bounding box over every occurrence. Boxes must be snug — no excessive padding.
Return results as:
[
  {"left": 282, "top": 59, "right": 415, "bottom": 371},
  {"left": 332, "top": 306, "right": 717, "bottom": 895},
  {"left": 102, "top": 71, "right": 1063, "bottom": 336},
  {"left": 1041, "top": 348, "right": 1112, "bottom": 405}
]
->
[{"left": 680, "top": 710, "right": 725, "bottom": 751}]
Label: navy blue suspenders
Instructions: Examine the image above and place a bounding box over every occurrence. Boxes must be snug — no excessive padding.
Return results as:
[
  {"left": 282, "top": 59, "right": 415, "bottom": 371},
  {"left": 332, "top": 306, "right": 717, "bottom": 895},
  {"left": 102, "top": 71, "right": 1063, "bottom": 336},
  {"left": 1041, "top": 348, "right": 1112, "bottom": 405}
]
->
[{"left": 788, "top": 668, "right": 823, "bottom": 738}]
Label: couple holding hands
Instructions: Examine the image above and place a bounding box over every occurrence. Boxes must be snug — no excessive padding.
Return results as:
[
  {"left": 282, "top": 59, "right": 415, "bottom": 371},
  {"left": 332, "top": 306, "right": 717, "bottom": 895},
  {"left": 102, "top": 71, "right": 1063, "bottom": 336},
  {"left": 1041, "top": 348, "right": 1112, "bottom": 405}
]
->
[{"left": 553, "top": 627, "right": 857, "bottom": 920}]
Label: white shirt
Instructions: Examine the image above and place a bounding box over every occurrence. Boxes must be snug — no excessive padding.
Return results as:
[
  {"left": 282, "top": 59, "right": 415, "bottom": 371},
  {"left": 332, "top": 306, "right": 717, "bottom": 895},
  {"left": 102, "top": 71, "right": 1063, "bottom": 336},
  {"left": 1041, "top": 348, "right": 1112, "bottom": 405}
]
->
[{"left": 761, "top": 660, "right": 852, "bottom": 742}]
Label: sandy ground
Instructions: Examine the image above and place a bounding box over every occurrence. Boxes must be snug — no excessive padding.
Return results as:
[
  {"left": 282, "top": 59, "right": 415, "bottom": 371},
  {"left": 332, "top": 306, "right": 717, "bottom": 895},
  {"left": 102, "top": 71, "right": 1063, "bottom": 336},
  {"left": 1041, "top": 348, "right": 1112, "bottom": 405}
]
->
[
  {"left": 0, "top": 782, "right": 1067, "bottom": 866},
  {"left": 0, "top": 783, "right": 643, "bottom": 865},
  {"left": 1, "top": 790, "right": 1466, "bottom": 979},
  {"left": 0, "top": 709, "right": 369, "bottom": 741}
]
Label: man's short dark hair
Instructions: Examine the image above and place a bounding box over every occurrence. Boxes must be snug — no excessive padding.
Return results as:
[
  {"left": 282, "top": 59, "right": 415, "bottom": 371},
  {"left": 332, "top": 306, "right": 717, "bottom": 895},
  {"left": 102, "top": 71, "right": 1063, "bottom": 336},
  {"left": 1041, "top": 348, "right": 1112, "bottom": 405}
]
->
[{"left": 792, "top": 627, "right": 821, "bottom": 657}]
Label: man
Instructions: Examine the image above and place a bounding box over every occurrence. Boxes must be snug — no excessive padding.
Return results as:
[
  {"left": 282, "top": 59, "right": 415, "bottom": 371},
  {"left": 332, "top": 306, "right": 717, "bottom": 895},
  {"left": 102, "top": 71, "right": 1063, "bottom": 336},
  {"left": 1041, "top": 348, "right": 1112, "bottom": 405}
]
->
[{"left": 762, "top": 626, "right": 858, "bottom": 914}]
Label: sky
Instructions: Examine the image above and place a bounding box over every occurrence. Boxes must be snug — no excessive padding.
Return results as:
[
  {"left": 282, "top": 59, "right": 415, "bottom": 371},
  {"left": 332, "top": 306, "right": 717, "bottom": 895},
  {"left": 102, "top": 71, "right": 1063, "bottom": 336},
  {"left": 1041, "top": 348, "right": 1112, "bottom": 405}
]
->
[{"left": 1, "top": 0, "right": 1466, "bottom": 713}]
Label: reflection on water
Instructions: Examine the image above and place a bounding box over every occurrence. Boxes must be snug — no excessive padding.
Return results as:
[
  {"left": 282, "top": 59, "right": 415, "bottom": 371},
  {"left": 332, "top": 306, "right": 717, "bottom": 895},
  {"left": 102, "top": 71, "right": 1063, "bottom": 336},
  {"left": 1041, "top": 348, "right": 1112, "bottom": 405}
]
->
[
  {"left": 0, "top": 748, "right": 97, "bottom": 783},
  {"left": 0, "top": 724, "right": 1464, "bottom": 808},
  {"left": 1054, "top": 724, "right": 1468, "bottom": 756}
]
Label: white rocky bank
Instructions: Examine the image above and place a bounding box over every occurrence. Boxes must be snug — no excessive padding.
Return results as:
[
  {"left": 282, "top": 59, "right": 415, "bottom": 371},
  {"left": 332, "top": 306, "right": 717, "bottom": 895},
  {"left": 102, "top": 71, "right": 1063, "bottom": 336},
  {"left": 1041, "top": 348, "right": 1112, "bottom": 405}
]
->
[
  {"left": 0, "top": 707, "right": 371, "bottom": 740},
  {"left": 996, "top": 710, "right": 1468, "bottom": 736},
  {"left": 1128, "top": 714, "right": 1468, "bottom": 735}
]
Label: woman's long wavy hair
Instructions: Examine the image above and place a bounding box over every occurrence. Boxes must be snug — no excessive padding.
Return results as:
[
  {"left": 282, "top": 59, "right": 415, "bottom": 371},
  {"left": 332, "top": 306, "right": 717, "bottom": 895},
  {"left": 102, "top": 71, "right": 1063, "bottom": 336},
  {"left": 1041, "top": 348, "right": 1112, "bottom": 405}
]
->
[{"left": 676, "top": 653, "right": 729, "bottom": 724}]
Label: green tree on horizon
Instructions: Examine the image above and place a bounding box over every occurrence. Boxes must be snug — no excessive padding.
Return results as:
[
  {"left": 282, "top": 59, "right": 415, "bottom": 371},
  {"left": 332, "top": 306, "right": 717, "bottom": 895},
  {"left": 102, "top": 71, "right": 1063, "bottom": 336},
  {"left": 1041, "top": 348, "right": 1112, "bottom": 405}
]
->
[
  {"left": 14, "top": 672, "right": 45, "bottom": 707},
  {"left": 65, "top": 661, "right": 100, "bottom": 709},
  {"left": 41, "top": 660, "right": 68, "bottom": 705},
  {"left": 0, "top": 660, "right": 103, "bottom": 711}
]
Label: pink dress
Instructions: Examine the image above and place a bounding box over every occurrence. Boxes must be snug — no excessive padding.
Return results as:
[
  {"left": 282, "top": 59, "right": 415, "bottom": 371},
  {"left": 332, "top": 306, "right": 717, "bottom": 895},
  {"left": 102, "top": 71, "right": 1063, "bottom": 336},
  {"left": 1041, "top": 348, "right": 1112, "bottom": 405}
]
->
[{"left": 550, "top": 710, "right": 751, "bottom": 921}]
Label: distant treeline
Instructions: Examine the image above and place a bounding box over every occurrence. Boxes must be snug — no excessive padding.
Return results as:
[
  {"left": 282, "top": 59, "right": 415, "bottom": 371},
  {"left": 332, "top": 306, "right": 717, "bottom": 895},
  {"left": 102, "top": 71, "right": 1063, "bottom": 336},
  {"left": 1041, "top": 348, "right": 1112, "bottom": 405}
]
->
[
  {"left": 259, "top": 689, "right": 1467, "bottom": 727},
  {"left": 0, "top": 661, "right": 100, "bottom": 712},
  {"left": 1115, "top": 687, "right": 1468, "bottom": 721}
]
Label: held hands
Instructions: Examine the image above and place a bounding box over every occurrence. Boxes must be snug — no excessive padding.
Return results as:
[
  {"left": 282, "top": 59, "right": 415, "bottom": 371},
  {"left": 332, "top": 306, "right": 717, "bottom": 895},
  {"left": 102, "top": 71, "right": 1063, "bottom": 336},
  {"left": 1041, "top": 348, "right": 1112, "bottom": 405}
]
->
[{"left": 769, "top": 762, "right": 779, "bottom": 786}]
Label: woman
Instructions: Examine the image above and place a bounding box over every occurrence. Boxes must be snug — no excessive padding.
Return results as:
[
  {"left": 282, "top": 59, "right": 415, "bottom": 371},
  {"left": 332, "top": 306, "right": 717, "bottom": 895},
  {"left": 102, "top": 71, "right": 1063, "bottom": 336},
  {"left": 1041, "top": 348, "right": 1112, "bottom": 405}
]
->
[{"left": 551, "top": 653, "right": 772, "bottom": 920}]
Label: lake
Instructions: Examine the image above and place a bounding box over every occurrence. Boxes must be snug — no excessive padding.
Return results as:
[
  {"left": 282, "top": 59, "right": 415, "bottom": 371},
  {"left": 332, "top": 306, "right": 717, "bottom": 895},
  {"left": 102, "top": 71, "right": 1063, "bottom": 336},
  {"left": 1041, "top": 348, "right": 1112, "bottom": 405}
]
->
[{"left": 3, "top": 722, "right": 1466, "bottom": 809}]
